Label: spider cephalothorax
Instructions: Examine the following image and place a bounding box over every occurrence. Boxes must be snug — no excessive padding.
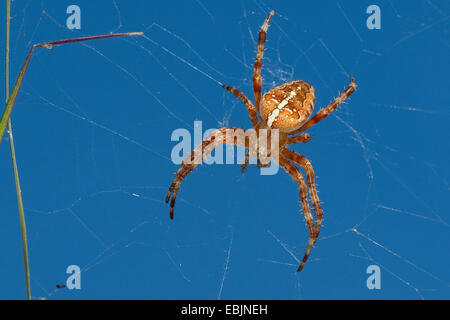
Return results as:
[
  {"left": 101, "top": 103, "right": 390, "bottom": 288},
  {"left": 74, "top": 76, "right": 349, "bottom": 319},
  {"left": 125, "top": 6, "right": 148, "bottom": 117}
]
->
[{"left": 166, "top": 10, "right": 356, "bottom": 272}]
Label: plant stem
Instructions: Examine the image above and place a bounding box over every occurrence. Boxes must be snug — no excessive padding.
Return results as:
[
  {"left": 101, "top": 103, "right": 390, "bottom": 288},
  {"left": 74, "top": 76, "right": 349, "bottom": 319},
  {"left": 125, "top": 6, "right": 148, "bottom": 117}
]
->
[
  {"left": 5, "top": 0, "right": 31, "bottom": 300},
  {"left": 7, "top": 122, "right": 30, "bottom": 300}
]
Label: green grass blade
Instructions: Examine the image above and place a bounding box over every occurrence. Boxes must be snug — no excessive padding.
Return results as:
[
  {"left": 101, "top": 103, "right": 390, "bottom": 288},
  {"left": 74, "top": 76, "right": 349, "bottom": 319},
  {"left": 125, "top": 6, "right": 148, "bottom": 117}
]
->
[
  {"left": 7, "top": 122, "right": 31, "bottom": 299},
  {"left": 0, "top": 45, "right": 33, "bottom": 143},
  {"left": 5, "top": 0, "right": 31, "bottom": 300}
]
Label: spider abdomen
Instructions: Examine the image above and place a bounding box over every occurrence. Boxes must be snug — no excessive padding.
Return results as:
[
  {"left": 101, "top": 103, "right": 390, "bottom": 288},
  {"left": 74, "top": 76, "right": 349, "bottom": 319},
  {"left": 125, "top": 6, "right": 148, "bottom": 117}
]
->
[{"left": 260, "top": 80, "right": 315, "bottom": 132}]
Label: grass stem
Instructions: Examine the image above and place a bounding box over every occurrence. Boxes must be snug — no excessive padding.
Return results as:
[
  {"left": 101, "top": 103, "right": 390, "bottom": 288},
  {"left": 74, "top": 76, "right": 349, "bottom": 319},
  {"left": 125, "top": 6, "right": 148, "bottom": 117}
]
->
[{"left": 5, "top": 0, "right": 31, "bottom": 300}]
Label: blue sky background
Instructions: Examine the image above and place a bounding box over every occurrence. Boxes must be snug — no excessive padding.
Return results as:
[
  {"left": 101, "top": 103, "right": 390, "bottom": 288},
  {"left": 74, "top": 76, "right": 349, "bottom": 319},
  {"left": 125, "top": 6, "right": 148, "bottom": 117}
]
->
[{"left": 0, "top": 0, "right": 449, "bottom": 300}]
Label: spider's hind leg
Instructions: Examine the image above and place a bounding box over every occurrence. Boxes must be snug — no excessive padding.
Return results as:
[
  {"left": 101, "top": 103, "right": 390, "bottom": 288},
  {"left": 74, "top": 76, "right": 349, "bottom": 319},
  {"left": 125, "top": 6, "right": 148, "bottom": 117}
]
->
[
  {"left": 279, "top": 157, "right": 318, "bottom": 272},
  {"left": 283, "top": 149, "right": 323, "bottom": 238}
]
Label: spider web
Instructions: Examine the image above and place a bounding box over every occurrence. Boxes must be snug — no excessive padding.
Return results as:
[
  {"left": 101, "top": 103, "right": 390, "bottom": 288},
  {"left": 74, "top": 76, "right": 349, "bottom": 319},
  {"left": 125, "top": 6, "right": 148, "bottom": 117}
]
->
[{"left": 1, "top": 0, "right": 449, "bottom": 299}]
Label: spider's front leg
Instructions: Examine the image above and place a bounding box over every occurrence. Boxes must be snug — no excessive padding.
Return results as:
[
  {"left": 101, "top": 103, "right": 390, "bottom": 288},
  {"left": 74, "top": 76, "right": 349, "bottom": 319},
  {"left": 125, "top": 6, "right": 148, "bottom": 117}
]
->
[
  {"left": 166, "top": 127, "right": 247, "bottom": 219},
  {"left": 253, "top": 10, "right": 275, "bottom": 110},
  {"left": 289, "top": 77, "right": 357, "bottom": 137},
  {"left": 222, "top": 85, "right": 259, "bottom": 127}
]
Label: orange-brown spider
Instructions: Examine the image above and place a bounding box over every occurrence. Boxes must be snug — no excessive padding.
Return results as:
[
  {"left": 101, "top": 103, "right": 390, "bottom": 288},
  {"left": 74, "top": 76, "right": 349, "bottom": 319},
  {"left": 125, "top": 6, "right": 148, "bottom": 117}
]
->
[{"left": 166, "top": 10, "right": 356, "bottom": 272}]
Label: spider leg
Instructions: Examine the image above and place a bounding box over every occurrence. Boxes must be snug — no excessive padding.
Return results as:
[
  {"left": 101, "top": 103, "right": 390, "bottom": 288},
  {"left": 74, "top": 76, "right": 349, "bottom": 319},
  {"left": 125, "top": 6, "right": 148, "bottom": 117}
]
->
[
  {"left": 257, "top": 159, "right": 270, "bottom": 168},
  {"left": 241, "top": 149, "right": 250, "bottom": 172},
  {"left": 279, "top": 157, "right": 317, "bottom": 272},
  {"left": 253, "top": 10, "right": 275, "bottom": 112},
  {"left": 240, "top": 149, "right": 271, "bottom": 172},
  {"left": 166, "top": 127, "right": 247, "bottom": 219},
  {"left": 287, "top": 133, "right": 311, "bottom": 145},
  {"left": 289, "top": 77, "right": 356, "bottom": 137},
  {"left": 282, "top": 149, "right": 323, "bottom": 237},
  {"left": 222, "top": 85, "right": 259, "bottom": 127}
]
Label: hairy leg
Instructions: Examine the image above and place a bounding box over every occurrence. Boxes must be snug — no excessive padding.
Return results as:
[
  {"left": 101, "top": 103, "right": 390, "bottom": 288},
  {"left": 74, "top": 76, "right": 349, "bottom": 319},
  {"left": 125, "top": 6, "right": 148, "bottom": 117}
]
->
[
  {"left": 287, "top": 133, "right": 311, "bottom": 145},
  {"left": 241, "top": 149, "right": 250, "bottom": 172},
  {"left": 166, "top": 127, "right": 246, "bottom": 219},
  {"left": 283, "top": 149, "right": 323, "bottom": 236},
  {"left": 290, "top": 77, "right": 356, "bottom": 136},
  {"left": 222, "top": 85, "right": 259, "bottom": 127},
  {"left": 240, "top": 149, "right": 271, "bottom": 172},
  {"left": 253, "top": 10, "right": 275, "bottom": 112},
  {"left": 279, "top": 157, "right": 317, "bottom": 272}
]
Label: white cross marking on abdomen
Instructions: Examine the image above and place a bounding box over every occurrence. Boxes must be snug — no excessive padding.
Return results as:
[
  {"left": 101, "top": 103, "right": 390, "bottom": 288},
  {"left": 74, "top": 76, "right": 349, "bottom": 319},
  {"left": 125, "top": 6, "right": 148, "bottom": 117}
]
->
[{"left": 267, "top": 90, "right": 297, "bottom": 127}]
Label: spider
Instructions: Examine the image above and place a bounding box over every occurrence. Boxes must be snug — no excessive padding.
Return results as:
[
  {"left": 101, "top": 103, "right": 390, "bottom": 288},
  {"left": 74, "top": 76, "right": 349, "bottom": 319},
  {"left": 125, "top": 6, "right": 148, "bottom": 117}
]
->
[{"left": 166, "top": 10, "right": 356, "bottom": 272}]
